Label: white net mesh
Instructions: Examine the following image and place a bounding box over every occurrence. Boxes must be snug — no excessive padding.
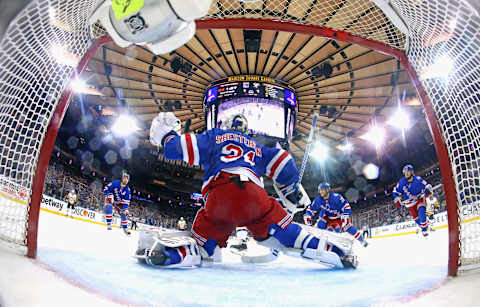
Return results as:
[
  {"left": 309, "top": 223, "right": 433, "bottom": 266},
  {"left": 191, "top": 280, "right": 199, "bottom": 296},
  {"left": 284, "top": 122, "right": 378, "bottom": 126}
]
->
[
  {"left": 388, "top": 0, "right": 480, "bottom": 273},
  {"left": 0, "top": 0, "right": 478, "bottom": 274},
  {"left": 204, "top": 0, "right": 407, "bottom": 49},
  {"left": 0, "top": 0, "right": 105, "bottom": 250}
]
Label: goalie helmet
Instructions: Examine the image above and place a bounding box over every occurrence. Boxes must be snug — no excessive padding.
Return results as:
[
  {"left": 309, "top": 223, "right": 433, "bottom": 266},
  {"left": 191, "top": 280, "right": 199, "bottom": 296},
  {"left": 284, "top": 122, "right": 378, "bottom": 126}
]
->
[
  {"left": 90, "top": 0, "right": 212, "bottom": 55},
  {"left": 402, "top": 164, "right": 414, "bottom": 174},
  {"left": 318, "top": 182, "right": 331, "bottom": 194},
  {"left": 221, "top": 114, "right": 248, "bottom": 134}
]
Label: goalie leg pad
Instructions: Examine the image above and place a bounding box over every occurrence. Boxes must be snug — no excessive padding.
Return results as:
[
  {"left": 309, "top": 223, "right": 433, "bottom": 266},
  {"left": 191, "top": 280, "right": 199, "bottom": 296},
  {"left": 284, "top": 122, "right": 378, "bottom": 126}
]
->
[
  {"left": 260, "top": 224, "right": 345, "bottom": 268},
  {"left": 301, "top": 236, "right": 344, "bottom": 268},
  {"left": 267, "top": 223, "right": 320, "bottom": 250}
]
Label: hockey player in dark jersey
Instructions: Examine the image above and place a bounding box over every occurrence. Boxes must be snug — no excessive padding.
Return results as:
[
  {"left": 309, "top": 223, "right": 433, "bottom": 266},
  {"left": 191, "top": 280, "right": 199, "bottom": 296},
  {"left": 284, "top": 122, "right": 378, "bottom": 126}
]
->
[
  {"left": 393, "top": 164, "right": 433, "bottom": 237},
  {"left": 304, "top": 182, "right": 368, "bottom": 247},
  {"left": 104, "top": 172, "right": 131, "bottom": 236},
  {"left": 139, "top": 112, "right": 358, "bottom": 269}
]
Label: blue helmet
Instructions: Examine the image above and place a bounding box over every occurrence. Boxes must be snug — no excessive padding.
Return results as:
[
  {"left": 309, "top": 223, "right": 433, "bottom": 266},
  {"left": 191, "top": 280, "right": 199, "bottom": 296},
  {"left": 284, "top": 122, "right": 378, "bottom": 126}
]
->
[
  {"left": 402, "top": 164, "right": 414, "bottom": 174},
  {"left": 318, "top": 182, "right": 331, "bottom": 193}
]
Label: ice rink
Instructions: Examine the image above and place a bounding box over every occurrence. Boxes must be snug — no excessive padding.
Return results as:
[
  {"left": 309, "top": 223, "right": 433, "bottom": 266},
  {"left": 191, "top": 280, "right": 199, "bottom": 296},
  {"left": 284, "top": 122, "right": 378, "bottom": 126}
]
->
[{"left": 1, "top": 210, "right": 480, "bottom": 307}]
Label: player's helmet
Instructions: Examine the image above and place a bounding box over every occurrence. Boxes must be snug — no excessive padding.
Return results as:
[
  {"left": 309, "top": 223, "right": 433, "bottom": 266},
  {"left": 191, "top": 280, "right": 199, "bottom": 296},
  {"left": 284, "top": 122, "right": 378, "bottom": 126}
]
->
[
  {"left": 222, "top": 114, "right": 248, "bottom": 133},
  {"left": 402, "top": 164, "right": 414, "bottom": 174},
  {"left": 318, "top": 182, "right": 331, "bottom": 193},
  {"left": 231, "top": 114, "right": 248, "bottom": 133},
  {"left": 71, "top": 189, "right": 75, "bottom": 193}
]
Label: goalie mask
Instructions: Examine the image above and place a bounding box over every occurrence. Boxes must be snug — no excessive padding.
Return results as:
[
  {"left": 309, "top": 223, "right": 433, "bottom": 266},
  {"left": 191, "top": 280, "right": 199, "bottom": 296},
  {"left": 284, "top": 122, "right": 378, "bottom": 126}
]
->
[
  {"left": 90, "top": 0, "right": 212, "bottom": 55},
  {"left": 221, "top": 114, "right": 248, "bottom": 134}
]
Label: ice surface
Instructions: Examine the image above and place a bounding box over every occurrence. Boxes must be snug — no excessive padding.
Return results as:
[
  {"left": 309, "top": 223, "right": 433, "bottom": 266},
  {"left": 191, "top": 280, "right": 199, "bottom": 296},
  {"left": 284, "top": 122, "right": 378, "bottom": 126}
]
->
[{"left": 1, "top": 211, "right": 479, "bottom": 306}]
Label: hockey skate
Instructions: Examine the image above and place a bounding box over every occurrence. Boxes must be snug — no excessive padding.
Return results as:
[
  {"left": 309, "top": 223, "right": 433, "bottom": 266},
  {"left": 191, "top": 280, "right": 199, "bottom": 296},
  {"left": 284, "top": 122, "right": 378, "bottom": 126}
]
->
[
  {"left": 123, "top": 228, "right": 131, "bottom": 236},
  {"left": 341, "top": 255, "right": 358, "bottom": 269},
  {"left": 107, "top": 224, "right": 112, "bottom": 230},
  {"left": 422, "top": 230, "right": 429, "bottom": 237},
  {"left": 361, "top": 240, "right": 368, "bottom": 248}
]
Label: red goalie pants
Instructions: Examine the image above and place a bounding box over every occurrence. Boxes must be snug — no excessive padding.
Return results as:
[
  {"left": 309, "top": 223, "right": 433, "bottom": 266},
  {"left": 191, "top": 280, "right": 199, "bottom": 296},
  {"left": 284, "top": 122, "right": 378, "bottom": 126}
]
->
[{"left": 191, "top": 172, "right": 291, "bottom": 248}]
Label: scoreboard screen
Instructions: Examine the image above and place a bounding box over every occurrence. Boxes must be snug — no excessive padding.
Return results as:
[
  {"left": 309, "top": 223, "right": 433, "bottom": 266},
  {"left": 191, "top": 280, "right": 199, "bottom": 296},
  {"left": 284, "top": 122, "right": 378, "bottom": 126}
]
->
[
  {"left": 204, "top": 76, "right": 297, "bottom": 143},
  {"left": 204, "top": 76, "right": 296, "bottom": 109}
]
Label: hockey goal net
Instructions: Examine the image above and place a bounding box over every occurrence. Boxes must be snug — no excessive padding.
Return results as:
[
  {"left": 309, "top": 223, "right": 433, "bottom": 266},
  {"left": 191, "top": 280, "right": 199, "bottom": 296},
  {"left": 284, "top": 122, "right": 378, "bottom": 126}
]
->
[{"left": 0, "top": 0, "right": 478, "bottom": 276}]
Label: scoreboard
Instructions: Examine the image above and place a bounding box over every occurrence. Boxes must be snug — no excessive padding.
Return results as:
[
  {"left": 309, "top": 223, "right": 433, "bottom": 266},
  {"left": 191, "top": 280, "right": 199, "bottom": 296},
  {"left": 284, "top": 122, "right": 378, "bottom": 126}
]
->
[
  {"left": 205, "top": 75, "right": 297, "bottom": 109},
  {"left": 204, "top": 75, "right": 297, "bottom": 144}
]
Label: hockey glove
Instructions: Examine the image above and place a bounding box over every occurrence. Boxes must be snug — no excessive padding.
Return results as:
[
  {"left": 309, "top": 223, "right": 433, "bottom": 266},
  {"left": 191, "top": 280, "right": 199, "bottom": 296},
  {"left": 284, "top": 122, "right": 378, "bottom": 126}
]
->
[
  {"left": 104, "top": 196, "right": 113, "bottom": 205},
  {"left": 394, "top": 197, "right": 402, "bottom": 209},
  {"left": 150, "top": 112, "right": 181, "bottom": 147},
  {"left": 303, "top": 214, "right": 312, "bottom": 226},
  {"left": 341, "top": 215, "right": 350, "bottom": 230}
]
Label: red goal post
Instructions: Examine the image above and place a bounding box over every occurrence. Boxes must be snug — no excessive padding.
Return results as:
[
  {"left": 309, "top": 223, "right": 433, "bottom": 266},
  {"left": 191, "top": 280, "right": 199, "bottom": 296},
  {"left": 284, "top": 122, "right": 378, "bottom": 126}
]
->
[{"left": 0, "top": 0, "right": 478, "bottom": 277}]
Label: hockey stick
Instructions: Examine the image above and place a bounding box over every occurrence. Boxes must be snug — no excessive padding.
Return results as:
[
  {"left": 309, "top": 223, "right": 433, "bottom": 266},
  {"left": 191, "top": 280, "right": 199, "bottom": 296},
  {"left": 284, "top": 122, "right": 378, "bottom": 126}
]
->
[
  {"left": 298, "top": 112, "right": 318, "bottom": 182},
  {"left": 240, "top": 227, "right": 354, "bottom": 264},
  {"left": 273, "top": 112, "right": 318, "bottom": 214},
  {"left": 242, "top": 114, "right": 318, "bottom": 264}
]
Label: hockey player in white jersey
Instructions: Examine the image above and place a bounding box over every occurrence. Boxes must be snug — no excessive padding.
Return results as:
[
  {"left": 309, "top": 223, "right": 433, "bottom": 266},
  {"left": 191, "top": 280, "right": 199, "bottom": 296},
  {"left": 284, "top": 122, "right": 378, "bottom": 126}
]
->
[
  {"left": 425, "top": 194, "right": 439, "bottom": 232},
  {"left": 65, "top": 189, "right": 77, "bottom": 218},
  {"left": 134, "top": 112, "right": 358, "bottom": 269}
]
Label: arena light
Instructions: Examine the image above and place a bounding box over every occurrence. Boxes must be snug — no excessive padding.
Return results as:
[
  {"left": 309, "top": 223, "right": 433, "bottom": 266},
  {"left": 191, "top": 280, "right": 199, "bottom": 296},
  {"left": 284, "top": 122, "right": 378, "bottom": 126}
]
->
[
  {"left": 337, "top": 141, "right": 353, "bottom": 152},
  {"left": 359, "top": 126, "right": 385, "bottom": 147},
  {"left": 363, "top": 163, "right": 380, "bottom": 180},
  {"left": 387, "top": 108, "right": 410, "bottom": 129},
  {"left": 51, "top": 44, "right": 80, "bottom": 67},
  {"left": 111, "top": 115, "right": 140, "bottom": 137},
  {"left": 70, "top": 78, "right": 103, "bottom": 96},
  {"left": 71, "top": 79, "right": 87, "bottom": 93},
  {"left": 420, "top": 54, "right": 453, "bottom": 80},
  {"left": 311, "top": 142, "right": 329, "bottom": 162}
]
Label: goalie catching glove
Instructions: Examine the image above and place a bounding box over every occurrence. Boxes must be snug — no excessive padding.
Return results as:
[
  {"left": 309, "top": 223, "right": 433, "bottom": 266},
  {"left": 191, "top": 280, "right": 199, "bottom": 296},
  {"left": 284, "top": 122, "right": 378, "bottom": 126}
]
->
[
  {"left": 89, "top": 0, "right": 212, "bottom": 55},
  {"left": 150, "top": 112, "right": 182, "bottom": 147}
]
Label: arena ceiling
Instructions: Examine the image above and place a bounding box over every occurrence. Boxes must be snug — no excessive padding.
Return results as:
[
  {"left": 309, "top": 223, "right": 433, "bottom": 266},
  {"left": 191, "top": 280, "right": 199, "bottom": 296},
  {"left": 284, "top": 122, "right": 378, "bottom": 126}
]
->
[{"left": 80, "top": 27, "right": 423, "bottom": 161}]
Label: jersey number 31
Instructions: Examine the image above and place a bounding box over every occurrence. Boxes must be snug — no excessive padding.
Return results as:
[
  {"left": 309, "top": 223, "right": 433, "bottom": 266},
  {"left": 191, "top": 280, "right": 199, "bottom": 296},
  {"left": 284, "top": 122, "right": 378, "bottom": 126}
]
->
[{"left": 221, "top": 144, "right": 255, "bottom": 166}]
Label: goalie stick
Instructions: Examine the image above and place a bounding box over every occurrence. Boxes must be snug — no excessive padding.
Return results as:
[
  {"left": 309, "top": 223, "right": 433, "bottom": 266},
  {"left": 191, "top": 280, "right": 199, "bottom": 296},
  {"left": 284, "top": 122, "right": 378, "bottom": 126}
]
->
[
  {"left": 239, "top": 226, "right": 354, "bottom": 265},
  {"left": 298, "top": 112, "right": 318, "bottom": 182},
  {"left": 247, "top": 114, "right": 318, "bottom": 264},
  {"left": 273, "top": 112, "right": 318, "bottom": 214}
]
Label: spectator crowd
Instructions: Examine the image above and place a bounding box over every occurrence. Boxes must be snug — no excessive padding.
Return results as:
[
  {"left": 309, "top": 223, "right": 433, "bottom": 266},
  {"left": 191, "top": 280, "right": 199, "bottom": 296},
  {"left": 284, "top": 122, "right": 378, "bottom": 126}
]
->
[{"left": 43, "top": 161, "right": 197, "bottom": 229}]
